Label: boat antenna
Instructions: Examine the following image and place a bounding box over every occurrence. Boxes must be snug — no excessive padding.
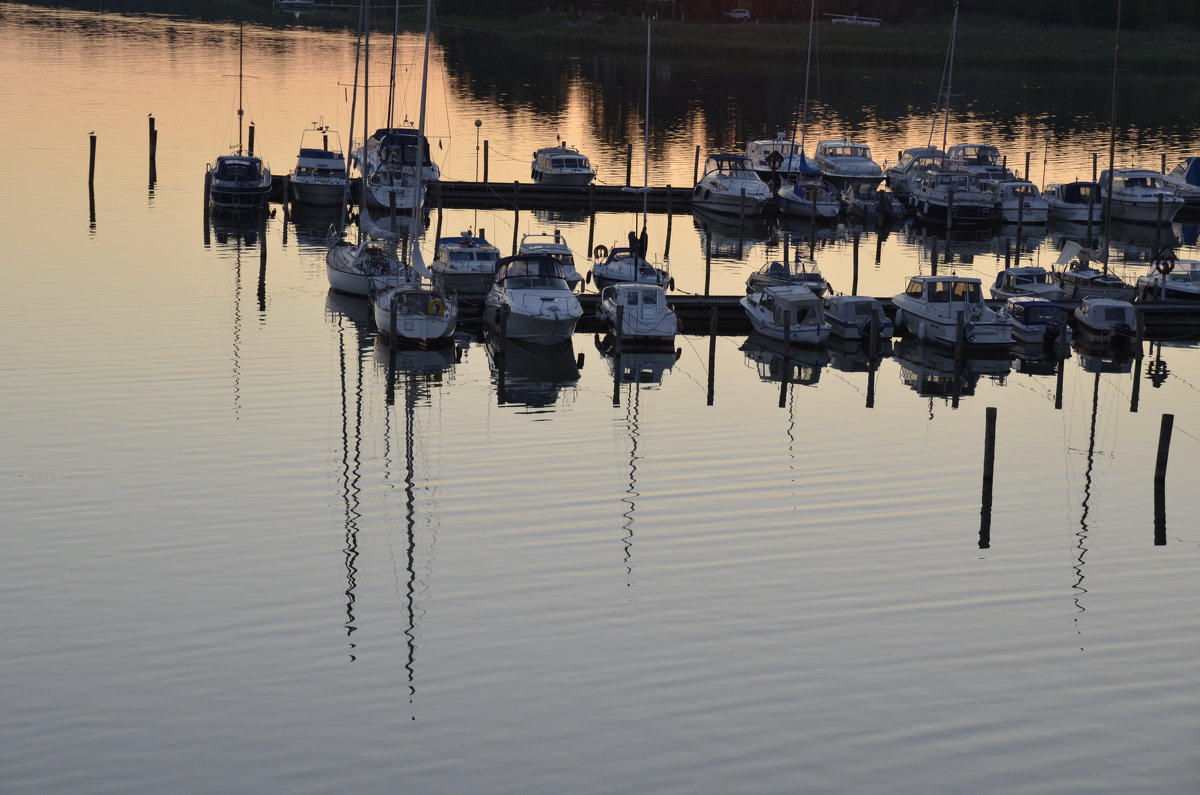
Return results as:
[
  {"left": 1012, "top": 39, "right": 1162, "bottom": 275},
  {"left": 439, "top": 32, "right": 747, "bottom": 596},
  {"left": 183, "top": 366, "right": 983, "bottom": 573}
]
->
[{"left": 1100, "top": 0, "right": 1124, "bottom": 271}]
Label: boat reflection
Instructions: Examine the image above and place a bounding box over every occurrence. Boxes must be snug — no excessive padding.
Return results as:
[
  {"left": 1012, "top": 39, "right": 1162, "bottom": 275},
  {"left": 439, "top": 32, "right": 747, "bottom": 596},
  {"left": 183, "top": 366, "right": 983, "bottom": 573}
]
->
[
  {"left": 290, "top": 201, "right": 346, "bottom": 250},
  {"left": 904, "top": 221, "right": 994, "bottom": 266},
  {"left": 825, "top": 335, "right": 892, "bottom": 373},
  {"left": 485, "top": 334, "right": 582, "bottom": 408},
  {"left": 740, "top": 332, "right": 829, "bottom": 386},
  {"left": 594, "top": 334, "right": 680, "bottom": 385},
  {"left": 893, "top": 339, "right": 1010, "bottom": 403},
  {"left": 1074, "top": 339, "right": 1134, "bottom": 374},
  {"left": 1011, "top": 340, "right": 1071, "bottom": 375},
  {"left": 691, "top": 205, "right": 774, "bottom": 260},
  {"left": 207, "top": 205, "right": 268, "bottom": 248}
]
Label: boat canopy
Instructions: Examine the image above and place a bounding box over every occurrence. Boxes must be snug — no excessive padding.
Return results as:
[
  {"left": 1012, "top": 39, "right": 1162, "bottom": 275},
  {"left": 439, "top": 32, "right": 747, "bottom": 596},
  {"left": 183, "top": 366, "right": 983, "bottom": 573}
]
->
[
  {"left": 1060, "top": 181, "right": 1098, "bottom": 203},
  {"left": 213, "top": 155, "right": 262, "bottom": 181},
  {"left": 494, "top": 254, "right": 570, "bottom": 287},
  {"left": 1008, "top": 298, "right": 1065, "bottom": 324},
  {"left": 298, "top": 148, "right": 342, "bottom": 160}
]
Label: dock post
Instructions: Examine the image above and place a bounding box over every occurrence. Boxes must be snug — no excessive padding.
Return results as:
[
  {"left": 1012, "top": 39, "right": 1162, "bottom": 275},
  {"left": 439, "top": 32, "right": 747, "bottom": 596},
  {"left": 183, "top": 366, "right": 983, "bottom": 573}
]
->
[
  {"left": 1154, "top": 413, "right": 1174, "bottom": 545},
  {"left": 148, "top": 116, "right": 157, "bottom": 188},
  {"left": 483, "top": 140, "right": 489, "bottom": 183},
  {"left": 875, "top": 228, "right": 883, "bottom": 266},
  {"left": 703, "top": 225, "right": 712, "bottom": 296},
  {"left": 1004, "top": 241, "right": 1011, "bottom": 270},
  {"left": 1091, "top": 152, "right": 1098, "bottom": 183},
  {"left": 1016, "top": 192, "right": 1025, "bottom": 256},
  {"left": 740, "top": 187, "right": 747, "bottom": 228},
  {"left": 980, "top": 406, "right": 997, "bottom": 549},
  {"left": 693, "top": 146, "right": 701, "bottom": 186},
  {"left": 931, "top": 241, "right": 939, "bottom": 277},
  {"left": 258, "top": 212, "right": 267, "bottom": 313},
  {"left": 783, "top": 232, "right": 789, "bottom": 265},
  {"left": 1131, "top": 312, "right": 1145, "bottom": 412},
  {"left": 1153, "top": 194, "right": 1165, "bottom": 257},
  {"left": 664, "top": 184, "right": 674, "bottom": 258},
  {"left": 866, "top": 313, "right": 879, "bottom": 409},
  {"left": 247, "top": 123, "right": 255, "bottom": 157},
  {"left": 1161, "top": 152, "right": 1167, "bottom": 174},
  {"left": 1055, "top": 324, "right": 1066, "bottom": 410},
  {"left": 435, "top": 180, "right": 443, "bottom": 240},
  {"left": 706, "top": 307, "right": 717, "bottom": 406},
  {"left": 512, "top": 181, "right": 520, "bottom": 255},
  {"left": 88, "top": 132, "right": 97, "bottom": 185},
  {"left": 954, "top": 311, "right": 965, "bottom": 362},
  {"left": 497, "top": 305, "right": 509, "bottom": 404},
  {"left": 946, "top": 186, "right": 954, "bottom": 235},
  {"left": 1024, "top": 151, "right": 1030, "bottom": 180},
  {"left": 626, "top": 142, "right": 633, "bottom": 187},
  {"left": 852, "top": 232, "right": 860, "bottom": 295}
]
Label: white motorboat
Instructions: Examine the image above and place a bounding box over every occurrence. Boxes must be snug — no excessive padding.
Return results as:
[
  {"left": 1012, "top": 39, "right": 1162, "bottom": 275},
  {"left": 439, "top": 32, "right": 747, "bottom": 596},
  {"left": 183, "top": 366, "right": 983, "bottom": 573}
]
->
[
  {"left": 589, "top": 238, "right": 671, "bottom": 290},
  {"left": 812, "top": 139, "right": 884, "bottom": 191},
  {"left": 840, "top": 183, "right": 905, "bottom": 221},
  {"left": 1098, "top": 168, "right": 1184, "bottom": 225},
  {"left": 288, "top": 124, "right": 347, "bottom": 207},
  {"left": 745, "top": 132, "right": 819, "bottom": 184},
  {"left": 530, "top": 143, "right": 596, "bottom": 186},
  {"left": 739, "top": 286, "right": 831, "bottom": 345},
  {"left": 885, "top": 146, "right": 945, "bottom": 200},
  {"left": 991, "top": 180, "right": 1049, "bottom": 224},
  {"left": 517, "top": 231, "right": 582, "bottom": 291},
  {"left": 429, "top": 229, "right": 501, "bottom": 299},
  {"left": 989, "top": 266, "right": 1065, "bottom": 301},
  {"left": 207, "top": 17, "right": 271, "bottom": 211},
  {"left": 1002, "top": 296, "right": 1073, "bottom": 345},
  {"left": 370, "top": 274, "right": 458, "bottom": 346},
  {"left": 1135, "top": 256, "right": 1200, "bottom": 303},
  {"left": 909, "top": 169, "right": 996, "bottom": 225},
  {"left": 892, "top": 275, "right": 1013, "bottom": 348},
  {"left": 596, "top": 283, "right": 678, "bottom": 347},
  {"left": 692, "top": 153, "right": 773, "bottom": 216},
  {"left": 483, "top": 254, "right": 583, "bottom": 345},
  {"left": 822, "top": 295, "right": 894, "bottom": 340},
  {"left": 746, "top": 257, "right": 829, "bottom": 296},
  {"left": 1163, "top": 157, "right": 1200, "bottom": 212},
  {"left": 1073, "top": 297, "right": 1137, "bottom": 345},
  {"left": 1044, "top": 181, "right": 1101, "bottom": 222},
  {"left": 326, "top": 238, "right": 402, "bottom": 296},
  {"left": 775, "top": 176, "right": 840, "bottom": 220},
  {"left": 945, "top": 143, "right": 1012, "bottom": 187}
]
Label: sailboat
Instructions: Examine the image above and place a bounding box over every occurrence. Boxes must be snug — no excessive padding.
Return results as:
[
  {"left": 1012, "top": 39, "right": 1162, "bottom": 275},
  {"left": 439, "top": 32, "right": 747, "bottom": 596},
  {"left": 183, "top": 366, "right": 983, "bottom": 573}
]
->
[
  {"left": 773, "top": 0, "right": 838, "bottom": 220},
  {"left": 369, "top": 0, "right": 458, "bottom": 346},
  {"left": 207, "top": 8, "right": 272, "bottom": 211},
  {"left": 588, "top": 18, "right": 671, "bottom": 290}
]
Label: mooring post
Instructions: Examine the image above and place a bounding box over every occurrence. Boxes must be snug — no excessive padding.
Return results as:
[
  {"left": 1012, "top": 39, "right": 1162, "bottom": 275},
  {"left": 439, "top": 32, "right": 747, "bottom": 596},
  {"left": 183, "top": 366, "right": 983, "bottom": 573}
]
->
[
  {"left": 148, "top": 116, "right": 157, "bottom": 188},
  {"left": 866, "top": 313, "right": 879, "bottom": 409},
  {"left": 740, "top": 187, "right": 747, "bottom": 228},
  {"left": 1161, "top": 152, "right": 1167, "bottom": 174},
  {"left": 1024, "top": 151, "right": 1031, "bottom": 180},
  {"left": 783, "top": 232, "right": 789, "bottom": 265},
  {"left": 386, "top": 296, "right": 398, "bottom": 405},
  {"left": 497, "top": 305, "right": 509, "bottom": 404},
  {"left": 482, "top": 140, "right": 489, "bottom": 183},
  {"left": 1055, "top": 323, "right": 1066, "bottom": 410},
  {"left": 946, "top": 186, "right": 954, "bottom": 235},
  {"left": 875, "top": 228, "right": 883, "bottom": 265},
  {"left": 1131, "top": 312, "right": 1145, "bottom": 413},
  {"left": 1016, "top": 191, "right": 1025, "bottom": 253},
  {"left": 626, "top": 142, "right": 633, "bottom": 187},
  {"left": 706, "top": 306, "right": 717, "bottom": 406},
  {"left": 1154, "top": 413, "right": 1174, "bottom": 545},
  {"left": 693, "top": 146, "right": 701, "bottom": 186},
  {"left": 612, "top": 305, "right": 625, "bottom": 406},
  {"left": 931, "top": 241, "right": 939, "bottom": 277},
  {"left": 980, "top": 406, "right": 997, "bottom": 549},
  {"left": 512, "top": 181, "right": 520, "bottom": 254},
  {"left": 955, "top": 311, "right": 965, "bottom": 362},
  {"left": 247, "top": 123, "right": 255, "bottom": 157},
  {"left": 88, "top": 133, "right": 97, "bottom": 185},
  {"left": 703, "top": 225, "right": 712, "bottom": 296},
  {"left": 664, "top": 184, "right": 674, "bottom": 258},
  {"left": 435, "top": 180, "right": 443, "bottom": 240},
  {"left": 852, "top": 232, "right": 860, "bottom": 295},
  {"left": 1092, "top": 152, "right": 1098, "bottom": 183},
  {"left": 258, "top": 212, "right": 267, "bottom": 313},
  {"left": 1153, "top": 194, "right": 1165, "bottom": 257}
]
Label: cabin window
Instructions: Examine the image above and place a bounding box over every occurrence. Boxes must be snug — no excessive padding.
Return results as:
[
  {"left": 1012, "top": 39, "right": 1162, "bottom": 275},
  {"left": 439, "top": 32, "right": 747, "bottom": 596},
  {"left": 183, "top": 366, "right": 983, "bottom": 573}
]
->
[
  {"left": 1103, "top": 308, "right": 1131, "bottom": 322},
  {"left": 853, "top": 302, "right": 873, "bottom": 316},
  {"left": 905, "top": 280, "right": 924, "bottom": 298},
  {"left": 625, "top": 292, "right": 640, "bottom": 306},
  {"left": 950, "top": 282, "right": 981, "bottom": 303}
]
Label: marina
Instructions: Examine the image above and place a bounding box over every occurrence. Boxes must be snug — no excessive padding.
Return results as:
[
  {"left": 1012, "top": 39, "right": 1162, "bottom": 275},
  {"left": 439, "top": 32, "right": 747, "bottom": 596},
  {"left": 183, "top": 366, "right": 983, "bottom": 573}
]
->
[{"left": 5, "top": 3, "right": 1200, "bottom": 793}]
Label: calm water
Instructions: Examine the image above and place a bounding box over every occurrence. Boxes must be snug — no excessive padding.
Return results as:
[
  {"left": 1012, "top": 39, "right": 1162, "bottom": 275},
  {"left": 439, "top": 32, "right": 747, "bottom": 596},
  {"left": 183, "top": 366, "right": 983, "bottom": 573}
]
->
[{"left": 3, "top": 5, "right": 1200, "bottom": 793}]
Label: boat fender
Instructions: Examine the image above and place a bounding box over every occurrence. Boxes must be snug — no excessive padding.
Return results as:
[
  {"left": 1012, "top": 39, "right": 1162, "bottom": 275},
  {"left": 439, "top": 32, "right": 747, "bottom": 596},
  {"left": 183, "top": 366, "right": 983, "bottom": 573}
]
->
[
  {"left": 894, "top": 309, "right": 905, "bottom": 332},
  {"left": 693, "top": 185, "right": 702, "bottom": 196},
  {"left": 704, "top": 189, "right": 712, "bottom": 201},
  {"left": 426, "top": 298, "right": 445, "bottom": 316},
  {"left": 963, "top": 321, "right": 976, "bottom": 343},
  {"left": 585, "top": 270, "right": 592, "bottom": 285},
  {"left": 668, "top": 277, "right": 675, "bottom": 291},
  {"left": 593, "top": 244, "right": 608, "bottom": 259},
  {"left": 917, "top": 321, "right": 927, "bottom": 341}
]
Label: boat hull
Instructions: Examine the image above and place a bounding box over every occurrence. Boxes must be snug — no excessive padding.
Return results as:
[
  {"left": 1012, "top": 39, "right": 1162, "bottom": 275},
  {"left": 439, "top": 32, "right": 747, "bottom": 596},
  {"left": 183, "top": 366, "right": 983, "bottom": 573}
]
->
[
  {"left": 483, "top": 304, "right": 579, "bottom": 345},
  {"left": 290, "top": 178, "right": 347, "bottom": 207}
]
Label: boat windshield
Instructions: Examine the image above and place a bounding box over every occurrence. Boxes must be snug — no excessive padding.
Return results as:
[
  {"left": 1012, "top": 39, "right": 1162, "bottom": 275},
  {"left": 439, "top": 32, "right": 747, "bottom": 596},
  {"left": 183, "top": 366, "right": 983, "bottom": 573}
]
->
[
  {"left": 927, "top": 281, "right": 982, "bottom": 303},
  {"left": 621, "top": 289, "right": 659, "bottom": 306},
  {"left": 499, "top": 258, "right": 570, "bottom": 290}
]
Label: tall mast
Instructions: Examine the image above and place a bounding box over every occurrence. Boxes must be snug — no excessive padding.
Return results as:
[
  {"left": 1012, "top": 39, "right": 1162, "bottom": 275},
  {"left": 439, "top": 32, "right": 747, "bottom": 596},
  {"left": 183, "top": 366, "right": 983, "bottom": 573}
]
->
[
  {"left": 1101, "top": 0, "right": 1124, "bottom": 270},
  {"left": 361, "top": 1, "right": 371, "bottom": 216},
  {"left": 796, "top": 0, "right": 815, "bottom": 152},
  {"left": 237, "top": 10, "right": 244, "bottom": 155},
  {"left": 337, "top": 0, "right": 365, "bottom": 234},
  {"left": 413, "top": 0, "right": 433, "bottom": 229},
  {"left": 641, "top": 16, "right": 651, "bottom": 233},
  {"left": 388, "top": 0, "right": 399, "bottom": 127},
  {"left": 940, "top": 0, "right": 958, "bottom": 153}
]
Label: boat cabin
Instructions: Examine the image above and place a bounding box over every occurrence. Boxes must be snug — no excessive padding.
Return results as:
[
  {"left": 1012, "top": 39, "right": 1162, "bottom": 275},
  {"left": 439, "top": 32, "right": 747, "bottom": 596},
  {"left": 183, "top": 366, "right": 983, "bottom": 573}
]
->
[
  {"left": 533, "top": 146, "right": 592, "bottom": 173},
  {"left": 903, "top": 276, "right": 984, "bottom": 305},
  {"left": 213, "top": 155, "right": 264, "bottom": 182},
  {"left": 993, "top": 267, "right": 1054, "bottom": 292},
  {"left": 1101, "top": 168, "right": 1171, "bottom": 193},
  {"left": 815, "top": 140, "right": 874, "bottom": 161},
  {"left": 1048, "top": 181, "right": 1098, "bottom": 204},
  {"left": 294, "top": 147, "right": 346, "bottom": 179},
  {"left": 1006, "top": 296, "right": 1067, "bottom": 327},
  {"left": 493, "top": 254, "right": 571, "bottom": 290},
  {"left": 436, "top": 231, "right": 500, "bottom": 269},
  {"left": 702, "top": 154, "right": 759, "bottom": 179},
  {"left": 757, "top": 287, "right": 825, "bottom": 326}
]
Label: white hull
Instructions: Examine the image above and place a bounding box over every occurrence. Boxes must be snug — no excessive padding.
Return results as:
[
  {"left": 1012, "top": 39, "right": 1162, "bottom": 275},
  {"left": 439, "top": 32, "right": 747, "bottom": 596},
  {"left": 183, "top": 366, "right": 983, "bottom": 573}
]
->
[
  {"left": 739, "top": 296, "right": 830, "bottom": 344},
  {"left": 692, "top": 188, "right": 770, "bottom": 216},
  {"left": 484, "top": 305, "right": 578, "bottom": 345},
  {"left": 532, "top": 171, "right": 595, "bottom": 186},
  {"left": 1105, "top": 198, "right": 1183, "bottom": 224},
  {"left": 325, "top": 241, "right": 399, "bottom": 296},
  {"left": 776, "top": 191, "right": 839, "bottom": 219},
  {"left": 290, "top": 178, "right": 347, "bottom": 206},
  {"left": 372, "top": 291, "right": 457, "bottom": 344}
]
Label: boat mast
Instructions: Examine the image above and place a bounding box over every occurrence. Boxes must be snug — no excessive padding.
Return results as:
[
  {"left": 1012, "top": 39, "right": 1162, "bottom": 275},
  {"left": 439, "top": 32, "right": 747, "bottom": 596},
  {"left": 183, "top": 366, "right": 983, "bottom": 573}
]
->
[
  {"left": 641, "top": 16, "right": 651, "bottom": 235},
  {"left": 336, "top": 0, "right": 366, "bottom": 235},
  {"left": 236, "top": 8, "right": 244, "bottom": 156},
  {"left": 794, "top": 0, "right": 815, "bottom": 154},
  {"left": 410, "top": 0, "right": 434, "bottom": 262},
  {"left": 387, "top": 0, "right": 399, "bottom": 127},
  {"left": 361, "top": 1, "right": 371, "bottom": 217},
  {"left": 940, "top": 0, "right": 958, "bottom": 154},
  {"left": 1101, "top": 0, "right": 1124, "bottom": 270}
]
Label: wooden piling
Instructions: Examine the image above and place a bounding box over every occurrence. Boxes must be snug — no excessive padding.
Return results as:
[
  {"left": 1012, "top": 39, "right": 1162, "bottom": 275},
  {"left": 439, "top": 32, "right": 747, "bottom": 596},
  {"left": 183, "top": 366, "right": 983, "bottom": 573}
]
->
[
  {"left": 980, "top": 406, "right": 997, "bottom": 549},
  {"left": 693, "top": 146, "right": 701, "bottom": 186},
  {"left": 258, "top": 211, "right": 267, "bottom": 312},
  {"left": 1131, "top": 313, "right": 1145, "bottom": 413},
  {"left": 612, "top": 305, "right": 625, "bottom": 406},
  {"left": 435, "top": 180, "right": 443, "bottom": 240},
  {"left": 706, "top": 307, "right": 717, "bottom": 406},
  {"left": 1154, "top": 413, "right": 1174, "bottom": 545},
  {"left": 386, "top": 296, "right": 398, "bottom": 405},
  {"left": 626, "top": 142, "right": 633, "bottom": 187},
  {"left": 512, "top": 181, "right": 520, "bottom": 255},
  {"left": 483, "top": 140, "right": 489, "bottom": 183},
  {"left": 1024, "top": 151, "right": 1031, "bottom": 180},
  {"left": 247, "top": 123, "right": 255, "bottom": 157},
  {"left": 852, "top": 232, "right": 860, "bottom": 295},
  {"left": 664, "top": 184, "right": 673, "bottom": 258},
  {"left": 88, "top": 133, "right": 96, "bottom": 185},
  {"left": 703, "top": 225, "right": 712, "bottom": 296}
]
